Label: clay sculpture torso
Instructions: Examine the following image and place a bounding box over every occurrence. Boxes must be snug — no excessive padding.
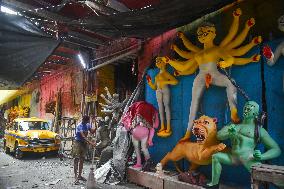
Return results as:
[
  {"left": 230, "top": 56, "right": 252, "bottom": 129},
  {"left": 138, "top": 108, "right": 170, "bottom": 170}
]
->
[{"left": 163, "top": 8, "right": 262, "bottom": 141}]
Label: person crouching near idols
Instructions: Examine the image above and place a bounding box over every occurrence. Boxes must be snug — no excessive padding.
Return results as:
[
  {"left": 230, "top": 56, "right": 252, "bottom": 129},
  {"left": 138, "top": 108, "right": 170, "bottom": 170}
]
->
[{"left": 72, "top": 115, "right": 96, "bottom": 185}]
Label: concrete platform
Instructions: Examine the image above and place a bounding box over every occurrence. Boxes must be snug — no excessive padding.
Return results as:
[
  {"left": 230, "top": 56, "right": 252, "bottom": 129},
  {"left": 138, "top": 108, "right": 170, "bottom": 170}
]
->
[{"left": 127, "top": 167, "right": 204, "bottom": 189}]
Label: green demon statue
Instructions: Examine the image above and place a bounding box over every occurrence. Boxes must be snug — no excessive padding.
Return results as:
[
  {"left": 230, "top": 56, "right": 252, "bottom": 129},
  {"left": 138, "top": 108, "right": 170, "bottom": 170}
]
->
[{"left": 208, "top": 101, "right": 281, "bottom": 186}]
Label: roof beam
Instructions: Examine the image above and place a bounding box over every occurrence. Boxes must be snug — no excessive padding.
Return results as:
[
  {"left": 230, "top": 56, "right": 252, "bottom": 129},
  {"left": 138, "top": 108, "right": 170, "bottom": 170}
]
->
[
  {"left": 56, "top": 46, "right": 79, "bottom": 55},
  {"left": 45, "top": 60, "right": 68, "bottom": 65},
  {"left": 82, "top": 0, "right": 118, "bottom": 15},
  {"left": 88, "top": 48, "right": 137, "bottom": 71},
  {"left": 39, "top": 64, "right": 60, "bottom": 71},
  {"left": 68, "top": 31, "right": 106, "bottom": 46},
  {"left": 47, "top": 56, "right": 71, "bottom": 64},
  {"left": 53, "top": 51, "right": 75, "bottom": 59}
]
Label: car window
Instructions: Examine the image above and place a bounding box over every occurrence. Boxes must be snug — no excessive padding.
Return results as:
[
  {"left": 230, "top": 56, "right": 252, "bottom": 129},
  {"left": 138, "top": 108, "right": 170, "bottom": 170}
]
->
[
  {"left": 19, "top": 121, "right": 49, "bottom": 131},
  {"left": 19, "top": 122, "right": 29, "bottom": 131}
]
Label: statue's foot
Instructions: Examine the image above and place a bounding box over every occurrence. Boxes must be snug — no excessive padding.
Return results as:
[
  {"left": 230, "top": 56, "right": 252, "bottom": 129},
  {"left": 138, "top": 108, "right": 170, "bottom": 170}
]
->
[
  {"left": 158, "top": 124, "right": 165, "bottom": 133},
  {"left": 206, "top": 182, "right": 219, "bottom": 188},
  {"left": 231, "top": 108, "right": 240, "bottom": 123},
  {"left": 157, "top": 128, "right": 165, "bottom": 133},
  {"left": 133, "top": 164, "right": 142, "bottom": 169},
  {"left": 155, "top": 163, "right": 163, "bottom": 172},
  {"left": 157, "top": 130, "right": 172, "bottom": 137},
  {"left": 165, "top": 129, "right": 172, "bottom": 135},
  {"left": 165, "top": 127, "right": 171, "bottom": 133},
  {"left": 207, "top": 182, "right": 214, "bottom": 186}
]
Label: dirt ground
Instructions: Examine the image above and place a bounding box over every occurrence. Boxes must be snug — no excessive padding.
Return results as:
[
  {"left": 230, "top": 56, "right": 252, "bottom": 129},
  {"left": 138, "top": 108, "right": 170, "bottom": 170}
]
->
[{"left": 0, "top": 139, "right": 143, "bottom": 189}]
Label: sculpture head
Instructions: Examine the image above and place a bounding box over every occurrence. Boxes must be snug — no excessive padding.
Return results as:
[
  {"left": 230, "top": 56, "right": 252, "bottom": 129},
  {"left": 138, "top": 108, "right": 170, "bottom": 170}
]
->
[
  {"left": 155, "top": 57, "right": 167, "bottom": 69},
  {"left": 278, "top": 15, "right": 284, "bottom": 32},
  {"left": 243, "top": 101, "right": 259, "bottom": 119},
  {"left": 96, "top": 117, "right": 104, "bottom": 127},
  {"left": 192, "top": 115, "right": 218, "bottom": 144},
  {"left": 197, "top": 22, "right": 216, "bottom": 44},
  {"left": 96, "top": 116, "right": 103, "bottom": 122},
  {"left": 104, "top": 116, "right": 110, "bottom": 123},
  {"left": 112, "top": 93, "right": 119, "bottom": 103}
]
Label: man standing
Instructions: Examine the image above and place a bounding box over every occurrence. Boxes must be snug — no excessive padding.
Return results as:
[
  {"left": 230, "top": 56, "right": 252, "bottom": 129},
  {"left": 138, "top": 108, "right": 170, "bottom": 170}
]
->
[{"left": 73, "top": 115, "right": 96, "bottom": 185}]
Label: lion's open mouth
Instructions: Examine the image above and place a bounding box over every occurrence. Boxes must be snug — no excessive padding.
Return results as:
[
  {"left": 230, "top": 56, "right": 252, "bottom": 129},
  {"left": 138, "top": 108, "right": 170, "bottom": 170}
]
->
[
  {"left": 192, "top": 125, "right": 207, "bottom": 143},
  {"left": 194, "top": 133, "right": 206, "bottom": 142}
]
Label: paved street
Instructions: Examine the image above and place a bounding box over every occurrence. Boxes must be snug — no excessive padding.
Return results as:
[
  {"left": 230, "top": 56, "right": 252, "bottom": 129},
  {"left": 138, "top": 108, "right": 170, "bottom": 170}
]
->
[{"left": 0, "top": 140, "right": 143, "bottom": 189}]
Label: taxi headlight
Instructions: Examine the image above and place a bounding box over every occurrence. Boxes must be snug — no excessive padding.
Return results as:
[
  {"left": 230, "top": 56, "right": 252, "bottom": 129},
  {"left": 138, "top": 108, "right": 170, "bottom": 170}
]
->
[{"left": 19, "top": 139, "right": 28, "bottom": 145}]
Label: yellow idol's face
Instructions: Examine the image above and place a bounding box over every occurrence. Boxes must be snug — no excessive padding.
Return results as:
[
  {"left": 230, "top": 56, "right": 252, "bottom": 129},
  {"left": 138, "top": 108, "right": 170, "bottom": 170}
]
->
[
  {"left": 155, "top": 57, "right": 167, "bottom": 69},
  {"left": 197, "top": 26, "right": 216, "bottom": 44}
]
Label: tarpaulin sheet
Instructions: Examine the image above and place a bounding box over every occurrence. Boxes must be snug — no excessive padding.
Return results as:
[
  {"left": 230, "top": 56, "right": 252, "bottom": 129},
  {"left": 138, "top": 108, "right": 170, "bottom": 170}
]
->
[
  {"left": 76, "top": 0, "right": 235, "bottom": 37},
  {"left": 0, "top": 13, "right": 59, "bottom": 89}
]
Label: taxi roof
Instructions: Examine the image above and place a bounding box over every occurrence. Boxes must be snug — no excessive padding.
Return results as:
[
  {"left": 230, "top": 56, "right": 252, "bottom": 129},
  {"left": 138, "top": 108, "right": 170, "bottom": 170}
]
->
[{"left": 14, "top": 117, "right": 48, "bottom": 122}]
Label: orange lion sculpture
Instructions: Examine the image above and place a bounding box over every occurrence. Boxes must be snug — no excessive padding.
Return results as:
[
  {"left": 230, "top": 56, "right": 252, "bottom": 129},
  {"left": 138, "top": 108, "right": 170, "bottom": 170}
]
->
[{"left": 156, "top": 115, "right": 226, "bottom": 173}]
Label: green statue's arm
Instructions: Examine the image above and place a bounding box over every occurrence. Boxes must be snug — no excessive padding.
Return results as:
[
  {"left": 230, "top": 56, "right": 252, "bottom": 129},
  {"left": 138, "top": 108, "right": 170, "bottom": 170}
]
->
[
  {"left": 259, "top": 128, "right": 281, "bottom": 161},
  {"left": 217, "top": 125, "right": 231, "bottom": 140},
  {"left": 217, "top": 123, "right": 238, "bottom": 141}
]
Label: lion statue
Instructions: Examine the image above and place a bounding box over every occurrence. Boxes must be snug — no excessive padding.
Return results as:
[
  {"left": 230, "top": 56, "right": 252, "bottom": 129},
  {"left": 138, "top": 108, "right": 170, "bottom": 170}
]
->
[{"left": 156, "top": 115, "right": 226, "bottom": 173}]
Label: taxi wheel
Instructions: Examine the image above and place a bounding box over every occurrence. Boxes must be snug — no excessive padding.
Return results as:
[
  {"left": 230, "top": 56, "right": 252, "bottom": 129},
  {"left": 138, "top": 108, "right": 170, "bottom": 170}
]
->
[
  {"left": 3, "top": 140, "right": 10, "bottom": 154},
  {"left": 14, "top": 143, "right": 23, "bottom": 159}
]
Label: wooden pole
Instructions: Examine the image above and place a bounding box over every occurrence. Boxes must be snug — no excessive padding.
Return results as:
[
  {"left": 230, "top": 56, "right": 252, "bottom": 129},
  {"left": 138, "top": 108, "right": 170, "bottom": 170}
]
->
[
  {"left": 54, "top": 88, "right": 62, "bottom": 133},
  {"left": 81, "top": 69, "right": 86, "bottom": 117}
]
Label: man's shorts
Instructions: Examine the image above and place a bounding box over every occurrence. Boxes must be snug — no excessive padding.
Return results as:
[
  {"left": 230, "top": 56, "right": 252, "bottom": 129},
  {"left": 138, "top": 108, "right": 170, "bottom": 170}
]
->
[{"left": 72, "top": 140, "right": 88, "bottom": 158}]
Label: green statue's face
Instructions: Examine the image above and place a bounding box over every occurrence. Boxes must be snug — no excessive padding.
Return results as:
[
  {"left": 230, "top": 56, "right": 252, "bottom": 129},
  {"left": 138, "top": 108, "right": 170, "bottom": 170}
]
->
[{"left": 243, "top": 101, "right": 259, "bottom": 119}]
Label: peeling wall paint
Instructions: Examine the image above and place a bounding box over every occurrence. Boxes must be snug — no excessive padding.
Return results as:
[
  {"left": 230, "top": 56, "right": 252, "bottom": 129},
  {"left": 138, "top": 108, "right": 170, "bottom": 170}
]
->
[
  {"left": 39, "top": 66, "right": 83, "bottom": 120},
  {"left": 30, "top": 88, "right": 40, "bottom": 117}
]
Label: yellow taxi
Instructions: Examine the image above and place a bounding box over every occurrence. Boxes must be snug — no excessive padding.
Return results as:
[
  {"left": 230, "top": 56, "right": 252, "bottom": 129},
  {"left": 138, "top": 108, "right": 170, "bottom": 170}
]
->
[{"left": 3, "top": 117, "right": 60, "bottom": 159}]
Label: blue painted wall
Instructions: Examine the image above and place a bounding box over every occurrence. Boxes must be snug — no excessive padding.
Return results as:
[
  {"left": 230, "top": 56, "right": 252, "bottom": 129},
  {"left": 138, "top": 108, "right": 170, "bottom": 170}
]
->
[
  {"left": 144, "top": 41, "right": 284, "bottom": 188},
  {"left": 264, "top": 38, "right": 284, "bottom": 167}
]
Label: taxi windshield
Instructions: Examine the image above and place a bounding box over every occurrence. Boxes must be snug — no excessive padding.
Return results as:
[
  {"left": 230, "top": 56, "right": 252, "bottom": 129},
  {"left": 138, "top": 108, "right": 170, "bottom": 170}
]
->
[{"left": 19, "top": 121, "right": 49, "bottom": 131}]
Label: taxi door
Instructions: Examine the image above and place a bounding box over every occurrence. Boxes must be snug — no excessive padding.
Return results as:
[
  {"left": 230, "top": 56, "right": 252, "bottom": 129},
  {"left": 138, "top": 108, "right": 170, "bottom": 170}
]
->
[
  {"left": 4, "top": 124, "right": 11, "bottom": 148},
  {"left": 8, "top": 122, "right": 18, "bottom": 150}
]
